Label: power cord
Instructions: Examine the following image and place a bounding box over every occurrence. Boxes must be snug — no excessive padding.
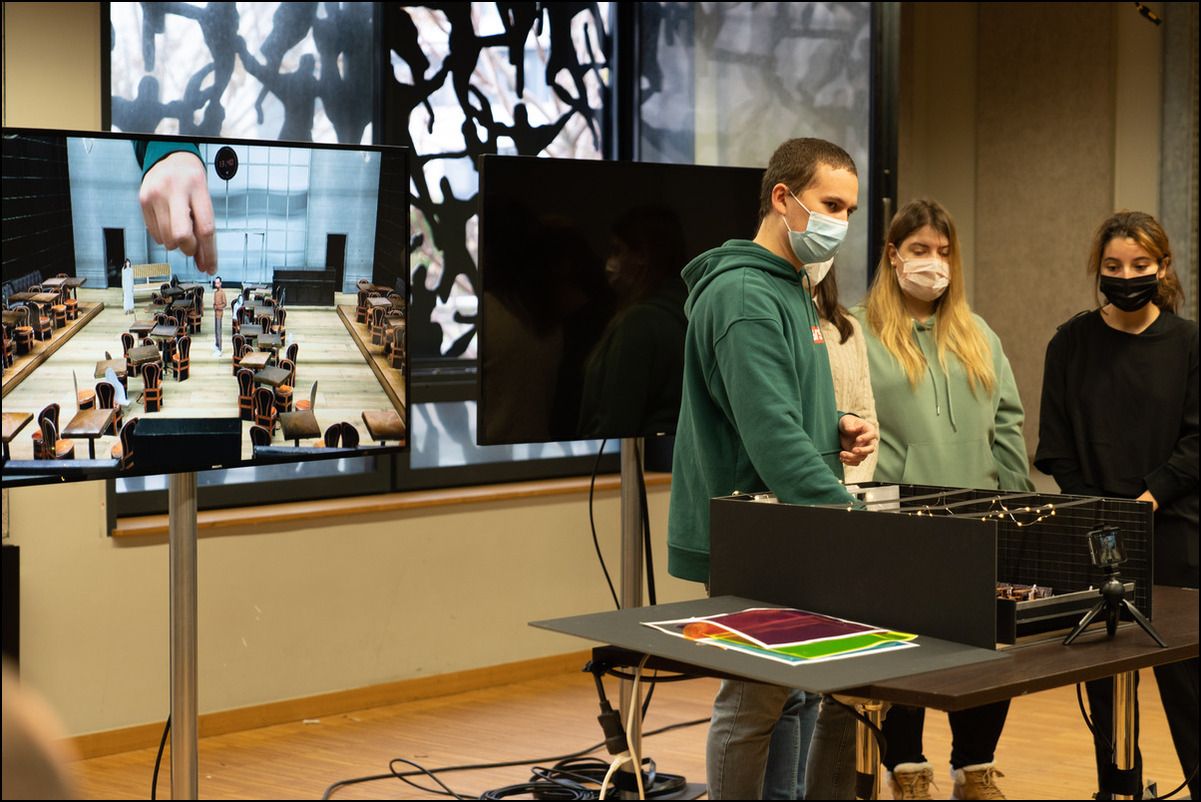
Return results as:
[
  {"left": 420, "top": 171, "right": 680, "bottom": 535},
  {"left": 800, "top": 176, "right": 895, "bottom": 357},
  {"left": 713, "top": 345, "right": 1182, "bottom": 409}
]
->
[
  {"left": 588, "top": 439, "right": 620, "bottom": 610},
  {"left": 150, "top": 715, "right": 170, "bottom": 800},
  {"left": 320, "top": 714, "right": 706, "bottom": 799}
]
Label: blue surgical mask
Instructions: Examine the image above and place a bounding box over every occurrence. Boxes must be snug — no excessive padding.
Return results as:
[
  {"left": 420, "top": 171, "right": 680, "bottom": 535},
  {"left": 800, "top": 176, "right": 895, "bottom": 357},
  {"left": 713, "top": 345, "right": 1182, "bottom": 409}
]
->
[{"left": 783, "top": 191, "right": 849, "bottom": 265}]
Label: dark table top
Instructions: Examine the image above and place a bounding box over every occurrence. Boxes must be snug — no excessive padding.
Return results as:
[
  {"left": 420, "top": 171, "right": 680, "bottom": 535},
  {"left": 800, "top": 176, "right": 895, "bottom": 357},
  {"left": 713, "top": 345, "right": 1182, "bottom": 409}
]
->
[
  {"left": 361, "top": 410, "right": 406, "bottom": 441},
  {"left": 128, "top": 345, "right": 161, "bottom": 365},
  {"left": 238, "top": 351, "right": 272, "bottom": 371},
  {"left": 532, "top": 586, "right": 1199, "bottom": 705},
  {"left": 278, "top": 410, "right": 321, "bottom": 442},
  {"left": 3, "top": 411, "right": 34, "bottom": 442},
  {"left": 63, "top": 407, "right": 115, "bottom": 438},
  {"left": 254, "top": 367, "right": 291, "bottom": 387},
  {"left": 841, "top": 585, "right": 1199, "bottom": 710},
  {"left": 94, "top": 359, "right": 127, "bottom": 379}
]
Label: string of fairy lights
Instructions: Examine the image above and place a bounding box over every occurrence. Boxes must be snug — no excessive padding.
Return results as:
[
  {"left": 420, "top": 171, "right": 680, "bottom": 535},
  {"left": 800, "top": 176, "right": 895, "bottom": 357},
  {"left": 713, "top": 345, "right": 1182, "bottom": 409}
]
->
[{"left": 817, "top": 489, "right": 1109, "bottom": 529}]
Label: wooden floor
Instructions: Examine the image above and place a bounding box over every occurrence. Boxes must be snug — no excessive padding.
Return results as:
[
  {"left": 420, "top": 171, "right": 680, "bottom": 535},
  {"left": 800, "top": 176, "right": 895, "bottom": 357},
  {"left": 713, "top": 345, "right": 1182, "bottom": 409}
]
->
[
  {"left": 65, "top": 666, "right": 1186, "bottom": 800},
  {"left": 3, "top": 289, "right": 405, "bottom": 462}
]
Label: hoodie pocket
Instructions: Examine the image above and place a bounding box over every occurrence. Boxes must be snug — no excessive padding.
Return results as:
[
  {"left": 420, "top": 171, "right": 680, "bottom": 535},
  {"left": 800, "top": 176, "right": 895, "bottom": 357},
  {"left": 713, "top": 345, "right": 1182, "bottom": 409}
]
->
[{"left": 900, "top": 438, "right": 998, "bottom": 488}]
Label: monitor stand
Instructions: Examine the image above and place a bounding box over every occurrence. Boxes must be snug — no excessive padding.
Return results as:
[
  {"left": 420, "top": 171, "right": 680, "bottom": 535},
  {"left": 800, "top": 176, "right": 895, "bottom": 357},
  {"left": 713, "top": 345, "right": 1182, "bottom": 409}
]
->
[
  {"left": 169, "top": 471, "right": 199, "bottom": 800},
  {"left": 616, "top": 439, "right": 701, "bottom": 800}
]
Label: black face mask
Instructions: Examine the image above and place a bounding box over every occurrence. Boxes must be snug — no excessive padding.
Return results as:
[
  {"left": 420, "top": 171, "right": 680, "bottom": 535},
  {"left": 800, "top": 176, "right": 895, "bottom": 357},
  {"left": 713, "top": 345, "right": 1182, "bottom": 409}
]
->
[{"left": 1099, "top": 273, "right": 1159, "bottom": 312}]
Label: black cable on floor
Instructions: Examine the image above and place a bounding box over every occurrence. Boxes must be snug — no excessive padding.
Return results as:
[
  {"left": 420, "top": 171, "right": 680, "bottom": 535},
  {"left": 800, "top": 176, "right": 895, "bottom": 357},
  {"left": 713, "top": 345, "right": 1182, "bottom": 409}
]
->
[{"left": 320, "top": 715, "right": 709, "bottom": 799}]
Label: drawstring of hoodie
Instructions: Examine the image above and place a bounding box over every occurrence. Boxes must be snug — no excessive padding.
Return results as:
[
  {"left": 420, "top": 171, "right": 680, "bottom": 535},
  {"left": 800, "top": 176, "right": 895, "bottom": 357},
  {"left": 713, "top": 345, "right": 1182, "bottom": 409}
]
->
[{"left": 915, "top": 320, "right": 958, "bottom": 433}]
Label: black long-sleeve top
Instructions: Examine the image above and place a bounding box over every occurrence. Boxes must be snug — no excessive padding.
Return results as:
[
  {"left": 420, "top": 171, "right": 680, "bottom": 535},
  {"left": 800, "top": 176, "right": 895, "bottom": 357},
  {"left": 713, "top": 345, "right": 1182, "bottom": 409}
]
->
[{"left": 1035, "top": 308, "right": 1198, "bottom": 586}]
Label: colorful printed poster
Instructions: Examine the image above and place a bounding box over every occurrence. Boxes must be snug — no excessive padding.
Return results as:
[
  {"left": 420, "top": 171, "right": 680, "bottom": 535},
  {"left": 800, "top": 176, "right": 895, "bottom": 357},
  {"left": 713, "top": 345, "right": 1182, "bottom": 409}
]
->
[{"left": 643, "top": 607, "right": 918, "bottom": 665}]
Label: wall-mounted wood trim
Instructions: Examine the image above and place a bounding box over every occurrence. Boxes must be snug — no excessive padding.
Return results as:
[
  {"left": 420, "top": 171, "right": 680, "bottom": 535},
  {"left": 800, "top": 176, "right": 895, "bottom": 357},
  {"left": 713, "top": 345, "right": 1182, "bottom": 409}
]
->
[
  {"left": 111, "top": 472, "right": 672, "bottom": 538},
  {"left": 65, "top": 650, "right": 595, "bottom": 759}
]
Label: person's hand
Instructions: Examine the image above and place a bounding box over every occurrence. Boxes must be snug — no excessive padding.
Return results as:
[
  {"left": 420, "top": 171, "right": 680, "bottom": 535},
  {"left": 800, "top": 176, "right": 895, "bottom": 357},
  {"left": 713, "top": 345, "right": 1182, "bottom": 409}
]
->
[
  {"left": 139, "top": 151, "right": 218, "bottom": 274},
  {"left": 1135, "top": 489, "right": 1159, "bottom": 511},
  {"left": 838, "top": 414, "right": 877, "bottom": 466}
]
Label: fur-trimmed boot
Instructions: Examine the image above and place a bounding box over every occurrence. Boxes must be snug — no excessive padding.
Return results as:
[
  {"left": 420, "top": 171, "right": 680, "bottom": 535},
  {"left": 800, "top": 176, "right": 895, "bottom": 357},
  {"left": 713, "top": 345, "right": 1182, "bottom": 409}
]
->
[
  {"left": 885, "top": 762, "right": 936, "bottom": 799},
  {"left": 951, "top": 762, "right": 1006, "bottom": 800}
]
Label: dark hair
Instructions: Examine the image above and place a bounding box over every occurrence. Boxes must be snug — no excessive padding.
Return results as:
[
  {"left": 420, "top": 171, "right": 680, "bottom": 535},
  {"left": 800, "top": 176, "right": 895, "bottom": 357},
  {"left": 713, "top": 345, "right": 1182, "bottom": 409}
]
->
[
  {"left": 1086, "top": 210, "right": 1184, "bottom": 314},
  {"left": 811, "top": 267, "right": 854, "bottom": 344},
  {"left": 758, "top": 138, "right": 857, "bottom": 224},
  {"left": 609, "top": 203, "right": 688, "bottom": 308}
]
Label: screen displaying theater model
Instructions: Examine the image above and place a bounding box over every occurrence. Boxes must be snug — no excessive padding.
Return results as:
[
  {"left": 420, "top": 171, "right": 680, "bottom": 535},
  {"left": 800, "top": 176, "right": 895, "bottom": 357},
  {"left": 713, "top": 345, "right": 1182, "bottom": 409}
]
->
[
  {"left": 476, "top": 154, "right": 765, "bottom": 446},
  {"left": 1, "top": 128, "right": 410, "bottom": 485}
]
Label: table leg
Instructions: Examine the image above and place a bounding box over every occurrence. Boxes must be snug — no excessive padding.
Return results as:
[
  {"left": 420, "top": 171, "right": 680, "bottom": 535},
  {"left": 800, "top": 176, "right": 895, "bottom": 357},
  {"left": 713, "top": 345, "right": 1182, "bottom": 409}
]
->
[
  {"left": 856, "top": 699, "right": 886, "bottom": 800},
  {"left": 1113, "top": 669, "right": 1137, "bottom": 800}
]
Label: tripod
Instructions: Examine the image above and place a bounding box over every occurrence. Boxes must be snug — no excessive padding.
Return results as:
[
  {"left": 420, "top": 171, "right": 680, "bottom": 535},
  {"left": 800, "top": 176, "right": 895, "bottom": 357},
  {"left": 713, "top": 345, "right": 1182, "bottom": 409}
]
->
[{"left": 1062, "top": 564, "right": 1166, "bottom": 647}]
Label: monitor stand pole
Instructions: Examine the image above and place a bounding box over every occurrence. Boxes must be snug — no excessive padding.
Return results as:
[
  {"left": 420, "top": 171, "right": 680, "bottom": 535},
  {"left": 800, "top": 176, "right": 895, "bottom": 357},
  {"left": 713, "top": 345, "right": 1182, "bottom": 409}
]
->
[{"left": 169, "top": 471, "right": 199, "bottom": 800}]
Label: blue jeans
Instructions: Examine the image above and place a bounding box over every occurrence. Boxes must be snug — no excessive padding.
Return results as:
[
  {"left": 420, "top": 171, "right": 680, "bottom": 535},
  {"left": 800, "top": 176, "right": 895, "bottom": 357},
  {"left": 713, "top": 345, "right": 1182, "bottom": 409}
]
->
[
  {"left": 804, "top": 695, "right": 861, "bottom": 799},
  {"left": 707, "top": 679, "right": 819, "bottom": 799}
]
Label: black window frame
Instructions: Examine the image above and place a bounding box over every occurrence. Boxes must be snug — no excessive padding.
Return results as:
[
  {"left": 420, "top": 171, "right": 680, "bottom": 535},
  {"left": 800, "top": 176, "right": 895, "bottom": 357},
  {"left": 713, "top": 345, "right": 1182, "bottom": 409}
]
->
[{"left": 105, "top": 2, "right": 898, "bottom": 521}]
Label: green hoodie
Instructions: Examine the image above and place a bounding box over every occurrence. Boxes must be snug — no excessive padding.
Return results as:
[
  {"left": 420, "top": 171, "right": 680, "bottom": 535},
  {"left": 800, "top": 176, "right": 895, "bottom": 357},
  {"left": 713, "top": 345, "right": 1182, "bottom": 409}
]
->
[
  {"left": 851, "top": 306, "right": 1034, "bottom": 492},
  {"left": 667, "top": 240, "right": 856, "bottom": 584}
]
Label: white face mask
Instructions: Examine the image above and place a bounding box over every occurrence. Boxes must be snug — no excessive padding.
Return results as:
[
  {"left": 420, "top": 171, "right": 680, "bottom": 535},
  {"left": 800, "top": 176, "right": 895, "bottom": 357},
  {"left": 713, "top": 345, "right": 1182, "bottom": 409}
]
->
[
  {"left": 803, "top": 257, "right": 835, "bottom": 288},
  {"left": 895, "top": 255, "right": 950, "bottom": 302},
  {"left": 783, "top": 191, "right": 849, "bottom": 265}
]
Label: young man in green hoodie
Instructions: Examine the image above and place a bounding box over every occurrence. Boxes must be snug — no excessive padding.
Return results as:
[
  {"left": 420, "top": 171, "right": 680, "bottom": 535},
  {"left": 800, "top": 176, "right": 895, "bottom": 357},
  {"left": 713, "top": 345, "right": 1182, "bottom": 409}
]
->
[{"left": 667, "top": 138, "right": 877, "bottom": 799}]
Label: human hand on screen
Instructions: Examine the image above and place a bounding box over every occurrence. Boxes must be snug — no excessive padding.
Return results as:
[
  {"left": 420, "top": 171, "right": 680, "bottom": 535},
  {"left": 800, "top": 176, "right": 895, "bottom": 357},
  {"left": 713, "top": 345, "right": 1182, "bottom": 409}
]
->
[
  {"left": 838, "top": 414, "right": 877, "bottom": 467},
  {"left": 139, "top": 151, "right": 218, "bottom": 274}
]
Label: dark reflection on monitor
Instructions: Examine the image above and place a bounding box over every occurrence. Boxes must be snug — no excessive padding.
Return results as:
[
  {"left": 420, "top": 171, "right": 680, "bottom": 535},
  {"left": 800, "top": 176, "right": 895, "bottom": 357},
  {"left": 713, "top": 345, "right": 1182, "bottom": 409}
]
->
[
  {"left": 1, "top": 128, "right": 410, "bottom": 485},
  {"left": 477, "top": 155, "right": 764, "bottom": 446}
]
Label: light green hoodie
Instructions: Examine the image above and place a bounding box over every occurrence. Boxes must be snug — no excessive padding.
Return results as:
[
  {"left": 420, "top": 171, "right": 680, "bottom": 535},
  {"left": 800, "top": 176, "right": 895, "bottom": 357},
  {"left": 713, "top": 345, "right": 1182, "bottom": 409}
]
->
[
  {"left": 851, "top": 306, "right": 1034, "bottom": 492},
  {"left": 667, "top": 240, "right": 856, "bottom": 584}
]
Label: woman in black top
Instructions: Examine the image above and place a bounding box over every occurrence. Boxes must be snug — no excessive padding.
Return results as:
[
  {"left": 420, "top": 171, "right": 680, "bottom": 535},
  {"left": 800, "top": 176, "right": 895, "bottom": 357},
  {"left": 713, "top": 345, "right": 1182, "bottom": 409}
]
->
[{"left": 1036, "top": 210, "right": 1198, "bottom": 800}]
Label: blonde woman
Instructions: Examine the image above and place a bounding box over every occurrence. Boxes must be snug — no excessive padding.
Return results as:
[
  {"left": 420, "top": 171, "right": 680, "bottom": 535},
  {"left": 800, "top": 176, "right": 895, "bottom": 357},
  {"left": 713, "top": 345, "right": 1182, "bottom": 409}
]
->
[{"left": 852, "top": 198, "right": 1033, "bottom": 800}]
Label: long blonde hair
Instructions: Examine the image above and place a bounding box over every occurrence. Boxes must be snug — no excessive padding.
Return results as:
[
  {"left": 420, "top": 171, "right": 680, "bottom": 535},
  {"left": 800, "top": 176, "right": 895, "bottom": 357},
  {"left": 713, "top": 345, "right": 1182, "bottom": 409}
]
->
[{"left": 863, "top": 198, "right": 995, "bottom": 394}]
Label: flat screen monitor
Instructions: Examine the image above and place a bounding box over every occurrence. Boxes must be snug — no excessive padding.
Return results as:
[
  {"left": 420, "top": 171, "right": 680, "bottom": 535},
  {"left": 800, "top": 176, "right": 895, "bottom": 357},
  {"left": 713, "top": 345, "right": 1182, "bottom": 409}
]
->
[
  {"left": 1, "top": 128, "right": 410, "bottom": 485},
  {"left": 477, "top": 154, "right": 764, "bottom": 446}
]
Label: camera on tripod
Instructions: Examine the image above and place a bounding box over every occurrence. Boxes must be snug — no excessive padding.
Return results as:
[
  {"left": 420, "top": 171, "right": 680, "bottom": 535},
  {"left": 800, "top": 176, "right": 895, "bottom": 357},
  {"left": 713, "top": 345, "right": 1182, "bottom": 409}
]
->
[
  {"left": 1088, "top": 525, "right": 1127, "bottom": 570},
  {"left": 1064, "top": 524, "right": 1165, "bottom": 647}
]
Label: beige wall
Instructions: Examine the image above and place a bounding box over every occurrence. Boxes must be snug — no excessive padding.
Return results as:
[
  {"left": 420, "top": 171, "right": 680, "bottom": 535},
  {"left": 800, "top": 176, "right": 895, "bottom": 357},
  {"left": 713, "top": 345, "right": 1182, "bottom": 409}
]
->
[
  {"left": 2, "top": 3, "right": 692, "bottom": 738},
  {"left": 901, "top": 2, "right": 1168, "bottom": 459}
]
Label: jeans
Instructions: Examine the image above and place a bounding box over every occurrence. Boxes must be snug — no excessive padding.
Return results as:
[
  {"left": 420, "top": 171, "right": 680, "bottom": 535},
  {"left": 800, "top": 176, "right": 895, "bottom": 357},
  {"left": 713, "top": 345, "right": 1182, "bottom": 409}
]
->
[
  {"left": 763, "top": 688, "right": 820, "bottom": 799},
  {"left": 804, "top": 695, "right": 861, "bottom": 799},
  {"left": 707, "top": 679, "right": 819, "bottom": 799}
]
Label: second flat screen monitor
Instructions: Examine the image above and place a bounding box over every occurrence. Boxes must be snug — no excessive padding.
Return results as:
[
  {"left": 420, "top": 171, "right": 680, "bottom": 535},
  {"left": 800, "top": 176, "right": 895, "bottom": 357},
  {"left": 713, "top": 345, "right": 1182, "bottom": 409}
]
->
[{"left": 477, "top": 155, "right": 764, "bottom": 447}]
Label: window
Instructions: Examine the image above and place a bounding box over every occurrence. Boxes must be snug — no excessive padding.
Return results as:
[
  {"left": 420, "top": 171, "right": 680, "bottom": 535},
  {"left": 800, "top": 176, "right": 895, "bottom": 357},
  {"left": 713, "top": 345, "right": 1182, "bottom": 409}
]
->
[{"left": 106, "top": 3, "right": 890, "bottom": 516}]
